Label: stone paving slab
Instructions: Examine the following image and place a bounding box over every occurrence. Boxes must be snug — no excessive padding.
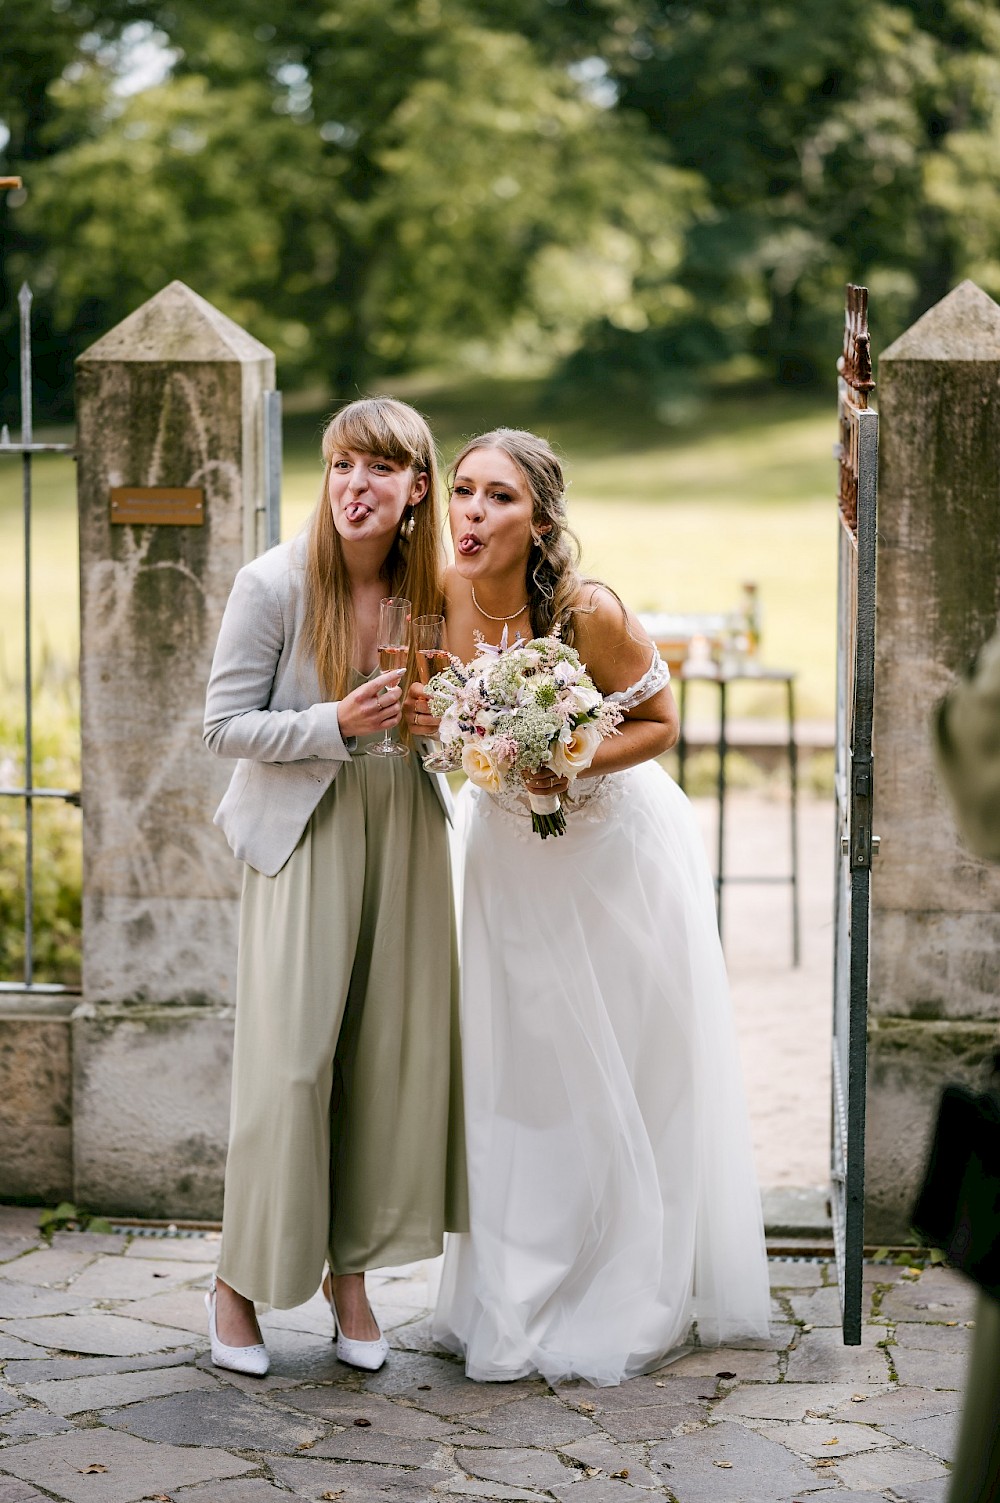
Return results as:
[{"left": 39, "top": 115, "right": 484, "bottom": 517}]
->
[
  {"left": 113, "top": 1290, "right": 209, "bottom": 1335},
  {"left": 650, "top": 1420, "right": 818, "bottom": 1501},
  {"left": 0, "top": 1338, "right": 46, "bottom": 1362},
  {"left": 453, "top": 1396, "right": 598, "bottom": 1449},
  {"left": 67, "top": 1256, "right": 213, "bottom": 1301},
  {"left": 22, "top": 1363, "right": 219, "bottom": 1416},
  {"left": 456, "top": 1446, "right": 581, "bottom": 1492},
  {"left": 831, "top": 1442, "right": 951, "bottom": 1491},
  {"left": 881, "top": 1409, "right": 960, "bottom": 1464},
  {"left": 0, "top": 1429, "right": 255, "bottom": 1503},
  {"left": 893, "top": 1320, "right": 973, "bottom": 1353},
  {"left": 891, "top": 1345, "right": 968, "bottom": 1390},
  {"left": 4, "top": 1347, "right": 199, "bottom": 1386},
  {"left": 666, "top": 1346, "right": 780, "bottom": 1380},
  {"left": 895, "top": 1479, "right": 951, "bottom": 1503},
  {"left": 0, "top": 1412, "right": 75, "bottom": 1441},
  {"left": 0, "top": 1283, "right": 89, "bottom": 1319},
  {"left": 269, "top": 1455, "right": 452, "bottom": 1500},
  {"left": 715, "top": 1381, "right": 888, "bottom": 1420},
  {"left": 784, "top": 1323, "right": 893, "bottom": 1383},
  {"left": 278, "top": 1386, "right": 459, "bottom": 1439},
  {"left": 99, "top": 1388, "right": 328, "bottom": 1453},
  {"left": 311, "top": 1427, "right": 444, "bottom": 1467},
  {"left": 0, "top": 1313, "right": 196, "bottom": 1356},
  {"left": 0, "top": 1478, "right": 53, "bottom": 1503},
  {"left": 49, "top": 1234, "right": 124, "bottom": 1258},
  {"left": 756, "top": 1417, "right": 895, "bottom": 1457},
  {"left": 0, "top": 1241, "right": 43, "bottom": 1268},
  {"left": 547, "top": 1481, "right": 648, "bottom": 1503},
  {"left": 843, "top": 1385, "right": 961, "bottom": 1423},
  {"left": 165, "top": 1481, "right": 288, "bottom": 1501},
  {"left": 557, "top": 1436, "right": 661, "bottom": 1487},
  {"left": 0, "top": 1251, "right": 101, "bottom": 1288}
]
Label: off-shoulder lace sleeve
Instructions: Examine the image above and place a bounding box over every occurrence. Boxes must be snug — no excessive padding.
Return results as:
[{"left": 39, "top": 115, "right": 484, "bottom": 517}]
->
[{"left": 604, "top": 646, "right": 671, "bottom": 713}]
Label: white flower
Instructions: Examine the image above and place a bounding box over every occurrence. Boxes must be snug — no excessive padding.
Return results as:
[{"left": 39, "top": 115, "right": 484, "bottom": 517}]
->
[
  {"left": 548, "top": 720, "right": 603, "bottom": 779},
  {"left": 569, "top": 682, "right": 601, "bottom": 715},
  {"left": 462, "top": 741, "right": 504, "bottom": 794},
  {"left": 439, "top": 706, "right": 461, "bottom": 744}
]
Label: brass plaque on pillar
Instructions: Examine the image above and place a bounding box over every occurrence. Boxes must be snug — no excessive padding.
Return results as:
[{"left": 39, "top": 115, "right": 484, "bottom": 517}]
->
[{"left": 109, "top": 487, "right": 205, "bottom": 525}]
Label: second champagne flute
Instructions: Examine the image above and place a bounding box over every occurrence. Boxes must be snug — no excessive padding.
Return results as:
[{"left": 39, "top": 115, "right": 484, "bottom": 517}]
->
[
  {"left": 413, "top": 614, "right": 452, "bottom": 772},
  {"left": 367, "top": 596, "right": 411, "bottom": 759}
]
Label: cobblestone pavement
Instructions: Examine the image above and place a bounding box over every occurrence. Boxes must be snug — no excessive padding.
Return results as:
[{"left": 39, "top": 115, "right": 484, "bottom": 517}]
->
[{"left": 0, "top": 1206, "right": 973, "bottom": 1503}]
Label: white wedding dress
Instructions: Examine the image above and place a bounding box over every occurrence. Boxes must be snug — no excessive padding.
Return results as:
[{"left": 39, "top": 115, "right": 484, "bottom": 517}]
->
[{"left": 432, "top": 650, "right": 770, "bottom": 1386}]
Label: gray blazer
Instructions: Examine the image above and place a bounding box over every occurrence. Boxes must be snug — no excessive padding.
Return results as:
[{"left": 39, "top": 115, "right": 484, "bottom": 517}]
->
[{"left": 204, "top": 536, "right": 452, "bottom": 876}]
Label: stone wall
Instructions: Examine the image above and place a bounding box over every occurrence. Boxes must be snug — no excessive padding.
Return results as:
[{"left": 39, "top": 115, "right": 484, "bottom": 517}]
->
[{"left": 867, "top": 280, "right": 1000, "bottom": 1239}]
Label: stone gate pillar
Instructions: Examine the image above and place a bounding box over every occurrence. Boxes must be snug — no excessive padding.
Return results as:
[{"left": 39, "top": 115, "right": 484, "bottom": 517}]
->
[
  {"left": 868, "top": 280, "right": 1000, "bottom": 1240},
  {"left": 73, "top": 282, "right": 275, "bottom": 1217}
]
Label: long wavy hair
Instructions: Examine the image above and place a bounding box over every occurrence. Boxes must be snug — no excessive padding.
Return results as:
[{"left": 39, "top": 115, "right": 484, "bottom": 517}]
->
[
  {"left": 450, "top": 428, "right": 588, "bottom": 644},
  {"left": 303, "top": 397, "right": 444, "bottom": 700}
]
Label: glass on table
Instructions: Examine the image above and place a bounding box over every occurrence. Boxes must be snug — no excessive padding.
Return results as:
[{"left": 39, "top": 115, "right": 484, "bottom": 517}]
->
[{"left": 367, "top": 596, "right": 411, "bottom": 758}]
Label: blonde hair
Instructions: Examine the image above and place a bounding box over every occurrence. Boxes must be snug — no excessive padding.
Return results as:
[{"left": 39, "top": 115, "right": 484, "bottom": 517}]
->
[
  {"left": 303, "top": 397, "right": 444, "bottom": 700},
  {"left": 450, "top": 428, "right": 586, "bottom": 643}
]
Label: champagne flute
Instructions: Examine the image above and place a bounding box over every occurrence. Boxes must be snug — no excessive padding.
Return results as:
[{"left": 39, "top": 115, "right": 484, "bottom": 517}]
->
[
  {"left": 413, "top": 614, "right": 452, "bottom": 772},
  {"left": 367, "top": 596, "right": 411, "bottom": 758}
]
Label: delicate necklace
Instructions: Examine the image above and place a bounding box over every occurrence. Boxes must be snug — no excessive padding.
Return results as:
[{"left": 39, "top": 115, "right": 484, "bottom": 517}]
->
[{"left": 471, "top": 585, "right": 529, "bottom": 623}]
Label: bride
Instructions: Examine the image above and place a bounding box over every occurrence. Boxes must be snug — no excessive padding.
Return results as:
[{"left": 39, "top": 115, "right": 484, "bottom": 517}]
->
[{"left": 409, "top": 427, "right": 770, "bottom": 1386}]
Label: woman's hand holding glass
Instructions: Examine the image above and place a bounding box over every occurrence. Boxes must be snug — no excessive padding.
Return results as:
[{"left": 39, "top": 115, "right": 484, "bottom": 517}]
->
[
  {"left": 405, "top": 682, "right": 441, "bottom": 739},
  {"left": 338, "top": 669, "right": 406, "bottom": 741}
]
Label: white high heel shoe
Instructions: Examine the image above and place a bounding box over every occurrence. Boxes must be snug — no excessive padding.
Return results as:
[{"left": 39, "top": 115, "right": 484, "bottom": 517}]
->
[
  {"left": 205, "top": 1276, "right": 269, "bottom": 1377},
  {"left": 322, "top": 1272, "right": 389, "bottom": 1372}
]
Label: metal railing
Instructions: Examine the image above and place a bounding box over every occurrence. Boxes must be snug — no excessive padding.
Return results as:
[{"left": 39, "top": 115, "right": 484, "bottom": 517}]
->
[{"left": 0, "top": 283, "right": 80, "bottom": 994}]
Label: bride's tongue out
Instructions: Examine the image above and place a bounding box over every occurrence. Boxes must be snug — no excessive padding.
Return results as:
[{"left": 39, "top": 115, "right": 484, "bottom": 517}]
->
[
  {"left": 345, "top": 500, "right": 372, "bottom": 523},
  {"left": 458, "top": 533, "right": 483, "bottom": 557}
]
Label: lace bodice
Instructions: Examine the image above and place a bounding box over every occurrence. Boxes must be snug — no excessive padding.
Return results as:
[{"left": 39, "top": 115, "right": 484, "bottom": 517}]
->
[{"left": 480, "top": 647, "right": 671, "bottom": 833}]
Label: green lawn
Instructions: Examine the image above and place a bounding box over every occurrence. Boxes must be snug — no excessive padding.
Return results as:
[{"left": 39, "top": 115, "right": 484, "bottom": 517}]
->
[{"left": 1, "top": 383, "right": 838, "bottom": 731}]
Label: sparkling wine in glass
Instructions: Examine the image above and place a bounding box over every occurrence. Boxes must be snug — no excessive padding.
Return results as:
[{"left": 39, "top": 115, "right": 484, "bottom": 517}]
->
[
  {"left": 367, "top": 596, "right": 411, "bottom": 759},
  {"left": 413, "top": 614, "right": 452, "bottom": 772}
]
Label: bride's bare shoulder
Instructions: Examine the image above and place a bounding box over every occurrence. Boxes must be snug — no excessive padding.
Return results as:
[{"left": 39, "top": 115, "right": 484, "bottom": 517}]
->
[{"left": 572, "top": 582, "right": 655, "bottom": 686}]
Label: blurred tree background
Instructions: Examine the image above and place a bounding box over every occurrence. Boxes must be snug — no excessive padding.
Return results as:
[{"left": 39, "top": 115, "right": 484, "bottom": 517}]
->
[{"left": 3, "top": 0, "right": 999, "bottom": 421}]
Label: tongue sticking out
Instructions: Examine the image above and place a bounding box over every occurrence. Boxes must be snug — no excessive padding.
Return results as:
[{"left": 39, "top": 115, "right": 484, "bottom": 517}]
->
[
  {"left": 458, "top": 535, "right": 483, "bottom": 556},
  {"left": 346, "top": 502, "right": 372, "bottom": 523}
]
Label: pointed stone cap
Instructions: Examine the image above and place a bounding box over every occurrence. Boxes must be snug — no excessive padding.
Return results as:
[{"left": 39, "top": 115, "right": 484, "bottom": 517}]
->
[
  {"left": 78, "top": 280, "right": 274, "bottom": 365},
  {"left": 881, "top": 280, "right": 1000, "bottom": 362}
]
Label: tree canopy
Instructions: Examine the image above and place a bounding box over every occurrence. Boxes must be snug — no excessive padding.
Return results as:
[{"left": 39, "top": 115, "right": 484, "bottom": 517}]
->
[{"left": 2, "top": 0, "right": 999, "bottom": 418}]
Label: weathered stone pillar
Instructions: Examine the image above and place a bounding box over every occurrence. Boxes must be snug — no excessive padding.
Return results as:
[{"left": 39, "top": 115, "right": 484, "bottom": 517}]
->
[
  {"left": 73, "top": 282, "right": 275, "bottom": 1217},
  {"left": 867, "top": 280, "right": 1000, "bottom": 1240}
]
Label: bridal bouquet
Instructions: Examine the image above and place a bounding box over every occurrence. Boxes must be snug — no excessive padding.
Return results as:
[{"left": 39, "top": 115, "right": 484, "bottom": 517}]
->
[{"left": 425, "top": 635, "right": 622, "bottom": 838}]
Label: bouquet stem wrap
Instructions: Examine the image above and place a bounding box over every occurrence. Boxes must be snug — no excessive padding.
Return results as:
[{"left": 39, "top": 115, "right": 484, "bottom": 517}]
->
[{"left": 526, "top": 791, "right": 566, "bottom": 839}]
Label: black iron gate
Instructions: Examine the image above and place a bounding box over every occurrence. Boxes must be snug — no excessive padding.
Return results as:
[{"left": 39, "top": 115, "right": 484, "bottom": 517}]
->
[
  {"left": 0, "top": 282, "right": 80, "bottom": 996},
  {"left": 831, "top": 285, "right": 879, "bottom": 1344}
]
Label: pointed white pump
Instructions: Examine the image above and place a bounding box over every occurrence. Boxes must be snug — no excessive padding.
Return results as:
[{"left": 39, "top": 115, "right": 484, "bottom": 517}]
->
[
  {"left": 205, "top": 1276, "right": 269, "bottom": 1377},
  {"left": 322, "top": 1272, "right": 389, "bottom": 1371}
]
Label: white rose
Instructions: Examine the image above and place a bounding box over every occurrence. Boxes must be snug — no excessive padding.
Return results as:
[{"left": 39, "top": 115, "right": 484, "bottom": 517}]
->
[
  {"left": 548, "top": 720, "right": 603, "bottom": 779},
  {"left": 462, "top": 741, "right": 504, "bottom": 794},
  {"left": 569, "top": 683, "right": 601, "bottom": 714}
]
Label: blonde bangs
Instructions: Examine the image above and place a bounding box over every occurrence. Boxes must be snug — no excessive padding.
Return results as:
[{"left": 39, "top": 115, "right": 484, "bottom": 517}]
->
[{"left": 322, "top": 397, "right": 430, "bottom": 470}]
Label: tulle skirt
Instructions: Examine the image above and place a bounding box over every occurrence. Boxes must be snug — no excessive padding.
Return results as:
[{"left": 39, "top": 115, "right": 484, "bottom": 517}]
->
[{"left": 432, "top": 762, "right": 770, "bottom": 1386}]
